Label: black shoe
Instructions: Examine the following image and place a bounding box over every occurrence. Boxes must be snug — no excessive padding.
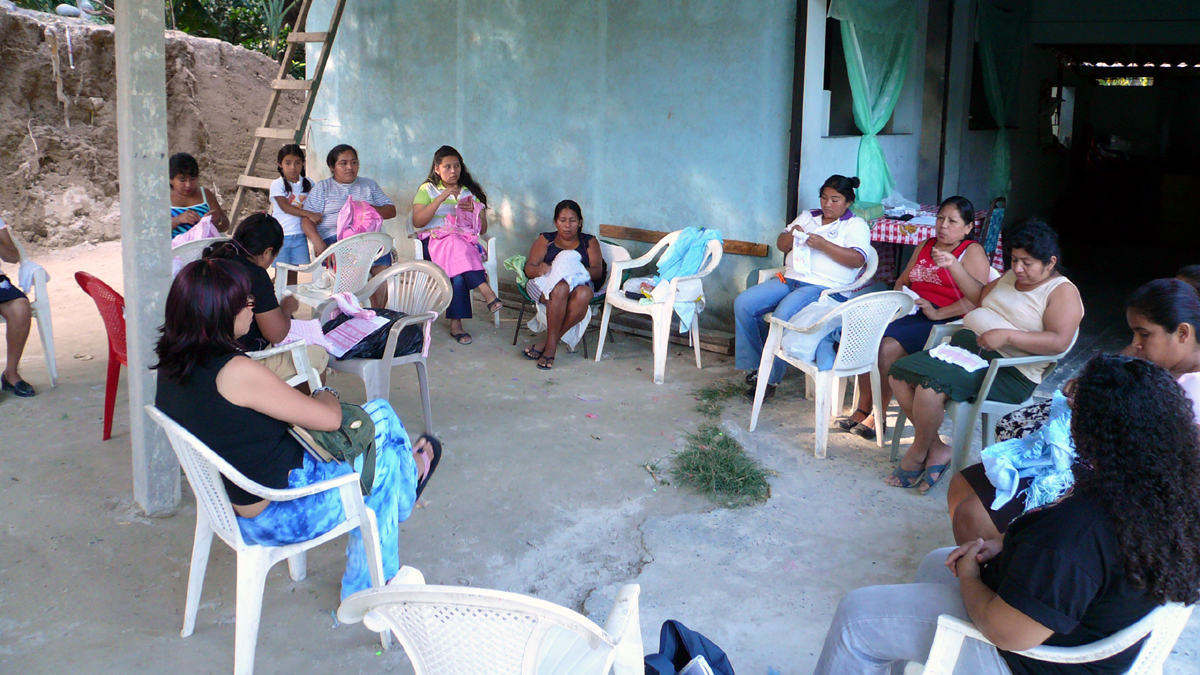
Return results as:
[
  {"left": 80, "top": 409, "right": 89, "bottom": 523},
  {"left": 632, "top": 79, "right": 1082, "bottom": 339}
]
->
[
  {"left": 745, "top": 383, "right": 775, "bottom": 402},
  {"left": 1, "top": 375, "right": 34, "bottom": 397},
  {"left": 836, "top": 407, "right": 871, "bottom": 431},
  {"left": 745, "top": 370, "right": 758, "bottom": 385},
  {"left": 850, "top": 420, "right": 884, "bottom": 441}
]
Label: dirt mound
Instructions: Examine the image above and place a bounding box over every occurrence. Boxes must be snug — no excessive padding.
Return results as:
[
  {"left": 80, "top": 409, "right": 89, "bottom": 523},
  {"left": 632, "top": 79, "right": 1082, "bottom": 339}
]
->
[{"left": 0, "top": 4, "right": 303, "bottom": 247}]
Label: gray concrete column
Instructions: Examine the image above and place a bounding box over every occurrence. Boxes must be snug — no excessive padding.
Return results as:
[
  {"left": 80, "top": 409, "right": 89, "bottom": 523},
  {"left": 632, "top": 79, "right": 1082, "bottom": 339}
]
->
[{"left": 115, "top": 0, "right": 179, "bottom": 515}]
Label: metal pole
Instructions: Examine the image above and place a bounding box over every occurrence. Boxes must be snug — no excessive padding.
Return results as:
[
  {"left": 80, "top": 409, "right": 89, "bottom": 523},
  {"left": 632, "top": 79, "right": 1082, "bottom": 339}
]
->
[{"left": 115, "top": 0, "right": 180, "bottom": 515}]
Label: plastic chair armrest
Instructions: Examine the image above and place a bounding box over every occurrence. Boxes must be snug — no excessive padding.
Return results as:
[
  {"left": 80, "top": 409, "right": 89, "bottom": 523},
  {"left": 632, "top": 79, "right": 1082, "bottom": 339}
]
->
[
  {"left": 758, "top": 267, "right": 785, "bottom": 285},
  {"left": 227, "top": 470, "right": 362, "bottom": 503},
  {"left": 377, "top": 311, "right": 438, "bottom": 366},
  {"left": 244, "top": 340, "right": 308, "bottom": 361},
  {"left": 923, "top": 322, "right": 964, "bottom": 350},
  {"left": 766, "top": 311, "right": 837, "bottom": 336}
]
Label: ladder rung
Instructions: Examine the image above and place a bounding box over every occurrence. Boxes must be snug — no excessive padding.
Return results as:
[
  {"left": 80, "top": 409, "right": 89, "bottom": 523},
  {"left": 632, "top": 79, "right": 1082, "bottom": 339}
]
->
[
  {"left": 271, "top": 79, "right": 313, "bottom": 90},
  {"left": 255, "top": 127, "right": 299, "bottom": 140},
  {"left": 287, "top": 31, "right": 328, "bottom": 43},
  {"left": 237, "top": 175, "right": 275, "bottom": 190}
]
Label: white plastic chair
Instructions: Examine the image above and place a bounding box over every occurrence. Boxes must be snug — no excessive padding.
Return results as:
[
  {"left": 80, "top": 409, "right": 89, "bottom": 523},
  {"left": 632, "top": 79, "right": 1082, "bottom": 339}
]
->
[
  {"left": 337, "top": 566, "right": 644, "bottom": 675},
  {"left": 146, "top": 405, "right": 387, "bottom": 675},
  {"left": 413, "top": 235, "right": 499, "bottom": 327},
  {"left": 906, "top": 603, "right": 1194, "bottom": 675},
  {"left": 594, "top": 231, "right": 723, "bottom": 384},
  {"left": 320, "top": 261, "right": 452, "bottom": 434},
  {"left": 748, "top": 291, "right": 913, "bottom": 459},
  {"left": 245, "top": 339, "right": 322, "bottom": 390},
  {"left": 1, "top": 233, "right": 56, "bottom": 386},
  {"left": 756, "top": 247, "right": 878, "bottom": 405},
  {"left": 172, "top": 235, "right": 231, "bottom": 267},
  {"left": 275, "top": 232, "right": 394, "bottom": 311},
  {"left": 889, "top": 323, "right": 1079, "bottom": 474}
]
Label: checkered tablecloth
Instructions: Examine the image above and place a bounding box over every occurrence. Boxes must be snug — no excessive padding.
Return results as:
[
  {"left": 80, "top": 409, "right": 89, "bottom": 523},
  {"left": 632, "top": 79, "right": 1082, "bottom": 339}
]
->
[{"left": 869, "top": 205, "right": 1003, "bottom": 283}]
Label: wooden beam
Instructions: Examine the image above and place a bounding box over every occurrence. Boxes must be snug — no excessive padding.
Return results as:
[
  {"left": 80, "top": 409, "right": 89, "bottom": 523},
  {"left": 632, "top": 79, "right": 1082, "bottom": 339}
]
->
[
  {"left": 287, "top": 31, "right": 328, "bottom": 43},
  {"left": 237, "top": 175, "right": 275, "bottom": 190},
  {"left": 271, "top": 78, "right": 313, "bottom": 90},
  {"left": 598, "top": 224, "right": 770, "bottom": 257}
]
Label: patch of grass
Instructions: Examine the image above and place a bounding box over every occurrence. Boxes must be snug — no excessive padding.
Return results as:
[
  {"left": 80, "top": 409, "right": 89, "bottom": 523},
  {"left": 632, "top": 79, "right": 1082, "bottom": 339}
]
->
[
  {"left": 691, "top": 379, "right": 745, "bottom": 418},
  {"left": 670, "top": 425, "right": 773, "bottom": 507}
]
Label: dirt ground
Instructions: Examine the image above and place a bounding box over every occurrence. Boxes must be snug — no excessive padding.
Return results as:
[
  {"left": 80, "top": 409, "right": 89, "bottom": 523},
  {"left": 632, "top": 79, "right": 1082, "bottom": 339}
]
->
[
  {"left": 1, "top": 242, "right": 1198, "bottom": 674},
  {"left": 0, "top": 5, "right": 302, "bottom": 247}
]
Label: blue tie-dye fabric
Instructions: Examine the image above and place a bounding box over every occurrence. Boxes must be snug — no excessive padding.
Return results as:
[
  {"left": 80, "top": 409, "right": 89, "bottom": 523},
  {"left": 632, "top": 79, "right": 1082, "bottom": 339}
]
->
[{"left": 236, "top": 399, "right": 418, "bottom": 600}]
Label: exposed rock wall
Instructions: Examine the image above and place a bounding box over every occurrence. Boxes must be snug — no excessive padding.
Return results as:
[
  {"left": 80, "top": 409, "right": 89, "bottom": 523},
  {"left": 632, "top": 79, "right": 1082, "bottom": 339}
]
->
[{"left": 0, "top": 4, "right": 303, "bottom": 246}]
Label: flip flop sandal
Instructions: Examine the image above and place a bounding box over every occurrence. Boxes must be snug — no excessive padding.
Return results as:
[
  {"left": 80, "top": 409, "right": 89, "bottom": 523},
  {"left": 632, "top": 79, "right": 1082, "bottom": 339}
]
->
[
  {"left": 919, "top": 461, "right": 952, "bottom": 494},
  {"left": 836, "top": 407, "right": 872, "bottom": 431},
  {"left": 451, "top": 332, "right": 473, "bottom": 345},
  {"left": 413, "top": 435, "right": 442, "bottom": 500},
  {"left": 487, "top": 299, "right": 504, "bottom": 313},
  {"left": 537, "top": 355, "right": 555, "bottom": 370},
  {"left": 888, "top": 464, "right": 926, "bottom": 489},
  {"left": 522, "top": 345, "right": 544, "bottom": 360}
]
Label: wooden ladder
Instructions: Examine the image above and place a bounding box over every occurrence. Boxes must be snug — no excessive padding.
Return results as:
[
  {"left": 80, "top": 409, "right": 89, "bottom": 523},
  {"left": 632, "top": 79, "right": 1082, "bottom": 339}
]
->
[{"left": 228, "top": 0, "right": 348, "bottom": 227}]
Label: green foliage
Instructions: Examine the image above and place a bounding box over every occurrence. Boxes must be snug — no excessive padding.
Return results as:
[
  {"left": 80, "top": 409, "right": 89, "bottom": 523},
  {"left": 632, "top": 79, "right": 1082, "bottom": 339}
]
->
[
  {"left": 671, "top": 425, "right": 773, "bottom": 507},
  {"left": 691, "top": 378, "right": 745, "bottom": 419},
  {"left": 13, "top": 0, "right": 58, "bottom": 13},
  {"left": 164, "top": 0, "right": 305, "bottom": 72}
]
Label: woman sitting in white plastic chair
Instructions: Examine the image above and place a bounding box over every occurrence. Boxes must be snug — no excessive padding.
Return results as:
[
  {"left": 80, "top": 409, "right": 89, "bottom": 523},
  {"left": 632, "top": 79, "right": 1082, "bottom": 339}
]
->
[
  {"left": 153, "top": 258, "right": 441, "bottom": 599},
  {"left": 811, "top": 354, "right": 1200, "bottom": 675}
]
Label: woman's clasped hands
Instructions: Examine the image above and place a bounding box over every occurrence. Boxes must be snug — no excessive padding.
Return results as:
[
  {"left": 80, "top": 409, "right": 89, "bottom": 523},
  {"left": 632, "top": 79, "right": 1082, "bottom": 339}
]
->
[{"left": 945, "top": 536, "right": 1003, "bottom": 579}]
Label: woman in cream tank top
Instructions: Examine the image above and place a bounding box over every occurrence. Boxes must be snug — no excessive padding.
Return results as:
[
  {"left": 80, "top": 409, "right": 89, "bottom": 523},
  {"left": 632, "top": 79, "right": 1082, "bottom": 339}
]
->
[{"left": 884, "top": 219, "right": 1084, "bottom": 492}]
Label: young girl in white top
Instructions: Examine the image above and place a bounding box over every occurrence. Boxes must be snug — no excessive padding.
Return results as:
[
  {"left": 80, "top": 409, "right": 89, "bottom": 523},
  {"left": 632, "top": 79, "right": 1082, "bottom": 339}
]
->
[
  {"left": 269, "top": 144, "right": 317, "bottom": 285},
  {"left": 733, "top": 175, "right": 871, "bottom": 399}
]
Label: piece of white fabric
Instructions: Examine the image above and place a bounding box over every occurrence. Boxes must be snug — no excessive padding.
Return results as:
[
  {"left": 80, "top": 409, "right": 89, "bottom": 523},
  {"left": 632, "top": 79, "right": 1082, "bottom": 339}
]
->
[
  {"left": 780, "top": 295, "right": 843, "bottom": 361},
  {"left": 929, "top": 343, "right": 989, "bottom": 372},
  {"left": 1179, "top": 372, "right": 1200, "bottom": 424},
  {"left": 17, "top": 260, "right": 47, "bottom": 293},
  {"left": 526, "top": 250, "right": 593, "bottom": 350}
]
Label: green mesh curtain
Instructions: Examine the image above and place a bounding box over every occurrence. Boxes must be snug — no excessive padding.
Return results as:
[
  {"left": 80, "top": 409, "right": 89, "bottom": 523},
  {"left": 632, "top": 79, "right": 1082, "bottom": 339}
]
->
[
  {"left": 829, "top": 0, "right": 917, "bottom": 204},
  {"left": 976, "top": 1, "right": 1031, "bottom": 199}
]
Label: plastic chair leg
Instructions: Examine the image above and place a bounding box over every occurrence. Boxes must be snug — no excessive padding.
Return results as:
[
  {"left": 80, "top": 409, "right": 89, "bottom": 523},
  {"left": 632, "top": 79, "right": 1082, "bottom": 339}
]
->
[
  {"left": 691, "top": 319, "right": 702, "bottom": 369},
  {"left": 594, "top": 304, "right": 613, "bottom": 363},
  {"left": 415, "top": 360, "right": 433, "bottom": 435},
  {"left": 947, "top": 404, "right": 975, "bottom": 478},
  {"left": 813, "top": 373, "right": 832, "bottom": 459},
  {"left": 102, "top": 351, "right": 121, "bottom": 441},
  {"left": 233, "top": 551, "right": 271, "bottom": 675},
  {"left": 286, "top": 552, "right": 307, "bottom": 582},
  {"left": 833, "top": 376, "right": 848, "bottom": 421},
  {"left": 980, "top": 412, "right": 995, "bottom": 448},
  {"left": 869, "top": 369, "right": 885, "bottom": 449},
  {"left": 651, "top": 308, "right": 671, "bottom": 385},
  {"left": 361, "top": 364, "right": 388, "bottom": 402},
  {"left": 890, "top": 409, "right": 908, "bottom": 462},
  {"left": 181, "top": 513, "right": 214, "bottom": 638},
  {"left": 749, "top": 327, "right": 784, "bottom": 432},
  {"left": 36, "top": 308, "right": 57, "bottom": 387},
  {"left": 488, "top": 265, "right": 500, "bottom": 329}
]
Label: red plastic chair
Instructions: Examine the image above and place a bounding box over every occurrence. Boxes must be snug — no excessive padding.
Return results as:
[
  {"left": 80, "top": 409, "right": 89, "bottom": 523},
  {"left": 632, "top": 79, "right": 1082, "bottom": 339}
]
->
[{"left": 75, "top": 272, "right": 127, "bottom": 441}]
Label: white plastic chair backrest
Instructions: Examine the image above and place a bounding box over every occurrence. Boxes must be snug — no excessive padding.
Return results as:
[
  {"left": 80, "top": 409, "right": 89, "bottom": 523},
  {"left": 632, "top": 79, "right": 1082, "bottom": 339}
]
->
[
  {"left": 383, "top": 260, "right": 452, "bottom": 316},
  {"left": 688, "top": 239, "right": 723, "bottom": 280},
  {"left": 172, "top": 236, "right": 231, "bottom": 266},
  {"left": 1011, "top": 602, "right": 1190, "bottom": 670},
  {"left": 598, "top": 241, "right": 631, "bottom": 267},
  {"left": 146, "top": 405, "right": 247, "bottom": 549},
  {"left": 813, "top": 291, "right": 913, "bottom": 372},
  {"left": 339, "top": 585, "right": 618, "bottom": 675},
  {"left": 818, "top": 246, "right": 879, "bottom": 299},
  {"left": 328, "top": 232, "right": 393, "bottom": 294}
]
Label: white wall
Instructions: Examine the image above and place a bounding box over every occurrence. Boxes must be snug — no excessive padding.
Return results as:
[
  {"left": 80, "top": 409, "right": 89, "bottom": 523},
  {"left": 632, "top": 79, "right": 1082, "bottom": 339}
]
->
[
  {"left": 797, "top": 0, "right": 930, "bottom": 210},
  {"left": 306, "top": 0, "right": 797, "bottom": 330}
]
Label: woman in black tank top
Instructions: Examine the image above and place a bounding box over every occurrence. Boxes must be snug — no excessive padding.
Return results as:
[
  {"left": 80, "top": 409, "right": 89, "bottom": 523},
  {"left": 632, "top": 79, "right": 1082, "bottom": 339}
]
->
[
  {"left": 153, "top": 258, "right": 441, "bottom": 601},
  {"left": 520, "top": 200, "right": 606, "bottom": 369}
]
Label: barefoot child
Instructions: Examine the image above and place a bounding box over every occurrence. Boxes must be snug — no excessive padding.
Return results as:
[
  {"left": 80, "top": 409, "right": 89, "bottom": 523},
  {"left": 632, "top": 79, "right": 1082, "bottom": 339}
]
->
[
  {"left": 269, "top": 144, "right": 320, "bottom": 285},
  {"left": 169, "top": 152, "right": 229, "bottom": 235}
]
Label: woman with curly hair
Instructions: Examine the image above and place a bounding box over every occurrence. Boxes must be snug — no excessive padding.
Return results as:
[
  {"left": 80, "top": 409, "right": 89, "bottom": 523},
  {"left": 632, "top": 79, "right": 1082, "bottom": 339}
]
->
[
  {"left": 948, "top": 276, "right": 1200, "bottom": 544},
  {"left": 811, "top": 354, "right": 1200, "bottom": 675}
]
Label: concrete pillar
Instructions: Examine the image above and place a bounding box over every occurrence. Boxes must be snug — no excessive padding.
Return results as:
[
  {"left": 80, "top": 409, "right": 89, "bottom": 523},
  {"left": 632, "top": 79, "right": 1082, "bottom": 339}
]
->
[{"left": 115, "top": 0, "right": 180, "bottom": 515}]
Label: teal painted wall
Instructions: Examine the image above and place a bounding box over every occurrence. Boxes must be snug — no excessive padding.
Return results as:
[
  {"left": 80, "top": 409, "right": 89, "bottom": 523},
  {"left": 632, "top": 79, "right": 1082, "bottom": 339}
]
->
[{"left": 306, "top": 0, "right": 796, "bottom": 330}]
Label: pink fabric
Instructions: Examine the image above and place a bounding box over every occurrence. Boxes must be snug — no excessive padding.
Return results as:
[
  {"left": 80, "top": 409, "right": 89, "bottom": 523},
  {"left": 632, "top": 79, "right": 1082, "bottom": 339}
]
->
[
  {"left": 170, "top": 215, "right": 219, "bottom": 247},
  {"left": 426, "top": 196, "right": 484, "bottom": 278},
  {"left": 336, "top": 197, "right": 383, "bottom": 240}
]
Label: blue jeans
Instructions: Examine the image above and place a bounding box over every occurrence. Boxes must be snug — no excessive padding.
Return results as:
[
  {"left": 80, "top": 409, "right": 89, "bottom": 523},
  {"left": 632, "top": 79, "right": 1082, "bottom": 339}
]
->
[
  {"left": 236, "top": 399, "right": 417, "bottom": 601},
  {"left": 734, "top": 278, "right": 831, "bottom": 385},
  {"left": 812, "top": 548, "right": 1011, "bottom": 675}
]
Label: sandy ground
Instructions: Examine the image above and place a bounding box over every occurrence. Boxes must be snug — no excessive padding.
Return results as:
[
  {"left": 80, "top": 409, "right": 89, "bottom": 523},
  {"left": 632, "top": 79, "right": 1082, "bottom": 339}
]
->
[{"left": 1, "top": 242, "right": 1197, "bottom": 674}]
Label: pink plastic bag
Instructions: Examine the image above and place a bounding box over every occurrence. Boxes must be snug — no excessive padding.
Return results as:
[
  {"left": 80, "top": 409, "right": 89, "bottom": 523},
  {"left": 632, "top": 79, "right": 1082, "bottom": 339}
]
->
[
  {"left": 336, "top": 197, "right": 383, "bottom": 240},
  {"left": 170, "top": 214, "right": 220, "bottom": 247}
]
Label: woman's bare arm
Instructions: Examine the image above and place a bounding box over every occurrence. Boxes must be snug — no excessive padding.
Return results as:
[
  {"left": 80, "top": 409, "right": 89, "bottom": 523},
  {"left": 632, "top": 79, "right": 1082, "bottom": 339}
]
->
[
  {"left": 524, "top": 236, "right": 550, "bottom": 279},
  {"left": 217, "top": 356, "right": 342, "bottom": 431}
]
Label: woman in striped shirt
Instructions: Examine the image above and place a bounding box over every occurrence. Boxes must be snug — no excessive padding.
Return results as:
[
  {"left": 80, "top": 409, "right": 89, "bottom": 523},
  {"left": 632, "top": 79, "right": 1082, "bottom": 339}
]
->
[{"left": 169, "top": 153, "right": 229, "bottom": 236}]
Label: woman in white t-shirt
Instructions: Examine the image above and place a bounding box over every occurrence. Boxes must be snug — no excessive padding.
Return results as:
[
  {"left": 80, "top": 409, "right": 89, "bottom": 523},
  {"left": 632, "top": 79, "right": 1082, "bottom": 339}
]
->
[
  {"left": 269, "top": 144, "right": 317, "bottom": 286},
  {"left": 734, "top": 175, "right": 871, "bottom": 399}
]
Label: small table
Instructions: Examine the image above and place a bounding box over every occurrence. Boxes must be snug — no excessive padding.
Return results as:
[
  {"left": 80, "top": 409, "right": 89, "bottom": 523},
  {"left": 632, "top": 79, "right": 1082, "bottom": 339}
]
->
[{"left": 869, "top": 206, "right": 1003, "bottom": 283}]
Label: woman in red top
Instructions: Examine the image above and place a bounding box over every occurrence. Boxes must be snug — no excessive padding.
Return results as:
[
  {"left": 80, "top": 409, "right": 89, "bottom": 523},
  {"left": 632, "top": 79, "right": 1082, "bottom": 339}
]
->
[{"left": 838, "top": 196, "right": 992, "bottom": 439}]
